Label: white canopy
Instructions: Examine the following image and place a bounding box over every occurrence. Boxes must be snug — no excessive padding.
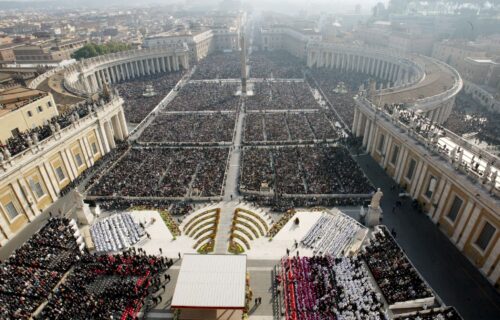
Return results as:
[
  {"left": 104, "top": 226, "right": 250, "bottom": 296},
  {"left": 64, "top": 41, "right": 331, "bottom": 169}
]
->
[{"left": 171, "top": 254, "right": 247, "bottom": 309}]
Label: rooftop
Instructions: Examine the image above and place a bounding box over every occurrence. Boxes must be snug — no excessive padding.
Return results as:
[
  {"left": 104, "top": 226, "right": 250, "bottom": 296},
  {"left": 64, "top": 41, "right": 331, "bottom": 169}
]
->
[
  {"left": 171, "top": 254, "right": 247, "bottom": 309},
  {"left": 0, "top": 87, "right": 48, "bottom": 117}
]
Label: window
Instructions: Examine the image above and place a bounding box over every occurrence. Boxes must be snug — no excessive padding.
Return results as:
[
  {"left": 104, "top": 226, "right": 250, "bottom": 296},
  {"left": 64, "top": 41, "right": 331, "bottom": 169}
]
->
[
  {"left": 75, "top": 153, "right": 83, "bottom": 167},
  {"left": 377, "top": 134, "right": 385, "bottom": 153},
  {"left": 27, "top": 111, "right": 33, "bottom": 117},
  {"left": 92, "top": 142, "right": 99, "bottom": 154},
  {"left": 390, "top": 145, "right": 399, "bottom": 165},
  {"left": 4, "top": 202, "right": 20, "bottom": 220},
  {"left": 47, "top": 101, "right": 53, "bottom": 107},
  {"left": 425, "top": 176, "right": 437, "bottom": 199},
  {"left": 446, "top": 196, "right": 463, "bottom": 222},
  {"left": 37, "top": 106, "right": 43, "bottom": 113},
  {"left": 55, "top": 166, "right": 66, "bottom": 182},
  {"left": 406, "top": 159, "right": 417, "bottom": 180},
  {"left": 475, "top": 222, "right": 496, "bottom": 251},
  {"left": 29, "top": 178, "right": 45, "bottom": 198}
]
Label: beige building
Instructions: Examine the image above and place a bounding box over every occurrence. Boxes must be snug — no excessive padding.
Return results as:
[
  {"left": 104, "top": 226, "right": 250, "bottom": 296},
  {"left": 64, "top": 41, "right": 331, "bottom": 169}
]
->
[
  {"left": 0, "top": 87, "right": 58, "bottom": 142},
  {"left": 0, "top": 93, "right": 127, "bottom": 245},
  {"left": 353, "top": 97, "right": 500, "bottom": 286}
]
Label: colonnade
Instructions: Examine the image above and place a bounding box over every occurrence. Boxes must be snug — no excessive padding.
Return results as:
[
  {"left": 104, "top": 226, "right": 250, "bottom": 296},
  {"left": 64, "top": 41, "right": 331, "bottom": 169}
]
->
[
  {"left": 352, "top": 101, "right": 500, "bottom": 286},
  {"left": 0, "top": 98, "right": 128, "bottom": 246},
  {"left": 307, "top": 47, "right": 417, "bottom": 88},
  {"left": 64, "top": 46, "right": 190, "bottom": 96}
]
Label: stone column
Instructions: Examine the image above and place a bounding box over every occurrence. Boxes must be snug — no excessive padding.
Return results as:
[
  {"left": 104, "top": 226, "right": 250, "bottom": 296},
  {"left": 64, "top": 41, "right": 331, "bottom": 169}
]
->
[
  {"left": 0, "top": 213, "right": 13, "bottom": 240},
  {"left": 111, "top": 115, "right": 124, "bottom": 141},
  {"left": 39, "top": 164, "right": 58, "bottom": 202},
  {"left": 457, "top": 206, "right": 481, "bottom": 250},
  {"left": 62, "top": 149, "right": 78, "bottom": 180},
  {"left": 166, "top": 56, "right": 171, "bottom": 71},
  {"left": 352, "top": 108, "right": 359, "bottom": 134},
  {"left": 487, "top": 254, "right": 500, "bottom": 285},
  {"left": 43, "top": 162, "right": 61, "bottom": 195},
  {"left": 356, "top": 112, "right": 364, "bottom": 137},
  {"left": 105, "top": 121, "right": 116, "bottom": 149},
  {"left": 362, "top": 118, "right": 371, "bottom": 147},
  {"left": 161, "top": 56, "right": 166, "bottom": 72},
  {"left": 411, "top": 162, "right": 427, "bottom": 197},
  {"left": 80, "top": 137, "right": 94, "bottom": 167},
  {"left": 432, "top": 181, "right": 452, "bottom": 223},
  {"left": 395, "top": 147, "right": 408, "bottom": 182},
  {"left": 118, "top": 110, "right": 129, "bottom": 138},
  {"left": 11, "top": 180, "right": 36, "bottom": 221},
  {"left": 382, "top": 136, "right": 393, "bottom": 168},
  {"left": 366, "top": 121, "right": 377, "bottom": 153},
  {"left": 98, "top": 122, "right": 111, "bottom": 153},
  {"left": 451, "top": 200, "right": 475, "bottom": 243},
  {"left": 482, "top": 240, "right": 500, "bottom": 283}
]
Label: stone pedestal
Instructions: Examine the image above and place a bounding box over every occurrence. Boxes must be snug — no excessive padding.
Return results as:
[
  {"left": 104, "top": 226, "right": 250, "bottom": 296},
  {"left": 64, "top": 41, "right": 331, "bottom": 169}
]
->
[
  {"left": 76, "top": 204, "right": 94, "bottom": 225},
  {"left": 365, "top": 205, "right": 382, "bottom": 228}
]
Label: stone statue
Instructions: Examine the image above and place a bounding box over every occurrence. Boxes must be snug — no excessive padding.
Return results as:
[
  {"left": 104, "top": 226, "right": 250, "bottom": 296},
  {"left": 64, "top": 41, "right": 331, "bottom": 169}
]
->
[
  {"left": 0, "top": 149, "right": 4, "bottom": 162},
  {"left": 489, "top": 170, "right": 497, "bottom": 187},
  {"left": 73, "top": 190, "right": 85, "bottom": 209},
  {"left": 49, "top": 123, "right": 56, "bottom": 133},
  {"left": 32, "top": 133, "right": 39, "bottom": 144},
  {"left": 370, "top": 188, "right": 383, "bottom": 210},
  {"left": 55, "top": 122, "right": 61, "bottom": 132},
  {"left": 26, "top": 135, "right": 33, "bottom": 147},
  {"left": 3, "top": 147, "right": 11, "bottom": 159}
]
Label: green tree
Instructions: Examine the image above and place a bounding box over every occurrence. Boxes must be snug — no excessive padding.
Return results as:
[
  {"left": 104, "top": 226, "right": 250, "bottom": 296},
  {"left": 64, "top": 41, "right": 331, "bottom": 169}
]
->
[{"left": 71, "top": 42, "right": 131, "bottom": 60}]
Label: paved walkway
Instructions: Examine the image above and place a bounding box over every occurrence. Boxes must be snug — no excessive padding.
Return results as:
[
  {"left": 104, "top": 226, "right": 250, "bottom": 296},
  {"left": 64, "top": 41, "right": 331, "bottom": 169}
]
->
[
  {"left": 223, "top": 99, "right": 245, "bottom": 201},
  {"left": 354, "top": 154, "right": 500, "bottom": 320}
]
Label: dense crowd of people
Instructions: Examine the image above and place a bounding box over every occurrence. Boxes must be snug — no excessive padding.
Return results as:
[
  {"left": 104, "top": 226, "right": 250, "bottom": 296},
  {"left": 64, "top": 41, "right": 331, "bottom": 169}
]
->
[
  {"left": 279, "top": 256, "right": 385, "bottom": 319},
  {"left": 443, "top": 92, "right": 500, "bottom": 148},
  {"left": 191, "top": 51, "right": 241, "bottom": 79},
  {"left": 89, "top": 147, "right": 228, "bottom": 197},
  {"left": 241, "top": 145, "right": 374, "bottom": 195},
  {"left": 139, "top": 112, "right": 236, "bottom": 143},
  {"left": 1, "top": 218, "right": 82, "bottom": 319},
  {"left": 244, "top": 111, "right": 340, "bottom": 142},
  {"left": 249, "top": 50, "right": 303, "bottom": 79},
  {"left": 38, "top": 252, "right": 168, "bottom": 319},
  {"left": 301, "top": 212, "right": 362, "bottom": 257},
  {"left": 114, "top": 71, "right": 184, "bottom": 123},
  {"left": 246, "top": 81, "right": 318, "bottom": 110},
  {"left": 166, "top": 82, "right": 239, "bottom": 111},
  {"left": 1, "top": 94, "right": 111, "bottom": 157},
  {"left": 309, "top": 69, "right": 377, "bottom": 126},
  {"left": 363, "top": 227, "right": 433, "bottom": 305}
]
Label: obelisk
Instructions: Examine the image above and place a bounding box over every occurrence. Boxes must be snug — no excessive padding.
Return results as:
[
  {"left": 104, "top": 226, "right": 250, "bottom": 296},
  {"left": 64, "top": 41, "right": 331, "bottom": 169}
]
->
[{"left": 240, "top": 31, "right": 247, "bottom": 95}]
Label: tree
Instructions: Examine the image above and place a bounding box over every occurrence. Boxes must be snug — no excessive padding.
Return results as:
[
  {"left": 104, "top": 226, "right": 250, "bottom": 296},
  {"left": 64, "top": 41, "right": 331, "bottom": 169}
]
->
[{"left": 71, "top": 42, "right": 131, "bottom": 60}]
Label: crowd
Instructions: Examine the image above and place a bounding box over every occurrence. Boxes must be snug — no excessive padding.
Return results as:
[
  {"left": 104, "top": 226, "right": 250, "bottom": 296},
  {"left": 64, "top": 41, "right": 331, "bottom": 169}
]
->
[
  {"left": 191, "top": 51, "right": 241, "bottom": 79},
  {"left": 279, "top": 256, "right": 385, "bottom": 320},
  {"left": 249, "top": 50, "right": 303, "bottom": 79},
  {"left": 89, "top": 147, "right": 228, "bottom": 197},
  {"left": 309, "top": 69, "right": 375, "bottom": 126},
  {"left": 90, "top": 213, "right": 145, "bottom": 252},
  {"left": 139, "top": 112, "right": 236, "bottom": 143},
  {"left": 244, "top": 111, "right": 340, "bottom": 143},
  {"left": 443, "top": 92, "right": 500, "bottom": 148},
  {"left": 246, "top": 81, "right": 318, "bottom": 111},
  {"left": 241, "top": 145, "right": 374, "bottom": 195},
  {"left": 1, "top": 218, "right": 82, "bottom": 319},
  {"left": 114, "top": 71, "right": 183, "bottom": 123},
  {"left": 1, "top": 94, "right": 111, "bottom": 157},
  {"left": 301, "top": 212, "right": 362, "bottom": 257},
  {"left": 166, "top": 82, "right": 239, "bottom": 111},
  {"left": 363, "top": 227, "right": 434, "bottom": 305},
  {"left": 59, "top": 142, "right": 130, "bottom": 197},
  {"left": 39, "top": 252, "right": 169, "bottom": 319}
]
